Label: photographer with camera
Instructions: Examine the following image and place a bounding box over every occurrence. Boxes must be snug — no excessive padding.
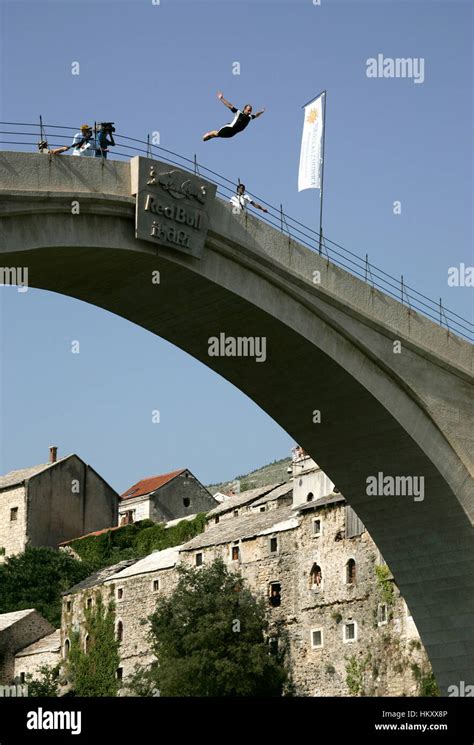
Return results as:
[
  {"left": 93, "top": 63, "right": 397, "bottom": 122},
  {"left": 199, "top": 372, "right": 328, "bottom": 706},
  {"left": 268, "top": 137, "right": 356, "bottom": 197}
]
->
[
  {"left": 71, "top": 124, "right": 97, "bottom": 156},
  {"left": 95, "top": 122, "right": 116, "bottom": 159}
]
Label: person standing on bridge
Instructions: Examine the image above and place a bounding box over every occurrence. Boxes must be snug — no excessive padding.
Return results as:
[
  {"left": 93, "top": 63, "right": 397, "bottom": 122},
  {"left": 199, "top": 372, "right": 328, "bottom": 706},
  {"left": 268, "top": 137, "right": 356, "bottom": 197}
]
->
[
  {"left": 71, "top": 124, "right": 97, "bottom": 156},
  {"left": 202, "top": 92, "right": 265, "bottom": 142},
  {"left": 230, "top": 184, "right": 268, "bottom": 214},
  {"left": 95, "top": 122, "right": 116, "bottom": 159},
  {"left": 49, "top": 124, "right": 97, "bottom": 156}
]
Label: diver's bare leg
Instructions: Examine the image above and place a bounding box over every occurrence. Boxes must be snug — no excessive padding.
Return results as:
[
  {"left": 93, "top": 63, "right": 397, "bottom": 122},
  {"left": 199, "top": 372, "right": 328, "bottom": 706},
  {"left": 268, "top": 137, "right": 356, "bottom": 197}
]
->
[{"left": 202, "top": 130, "right": 219, "bottom": 142}]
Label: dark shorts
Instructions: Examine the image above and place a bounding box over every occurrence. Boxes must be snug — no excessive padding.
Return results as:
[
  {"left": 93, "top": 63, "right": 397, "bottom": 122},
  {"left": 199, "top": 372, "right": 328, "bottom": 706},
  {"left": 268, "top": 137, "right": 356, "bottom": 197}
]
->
[{"left": 217, "top": 125, "right": 242, "bottom": 138}]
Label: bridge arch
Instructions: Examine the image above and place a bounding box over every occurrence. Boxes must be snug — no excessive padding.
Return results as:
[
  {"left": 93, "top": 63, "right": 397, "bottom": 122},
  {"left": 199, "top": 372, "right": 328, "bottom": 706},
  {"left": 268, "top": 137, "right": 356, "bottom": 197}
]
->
[{"left": 1, "top": 151, "right": 473, "bottom": 692}]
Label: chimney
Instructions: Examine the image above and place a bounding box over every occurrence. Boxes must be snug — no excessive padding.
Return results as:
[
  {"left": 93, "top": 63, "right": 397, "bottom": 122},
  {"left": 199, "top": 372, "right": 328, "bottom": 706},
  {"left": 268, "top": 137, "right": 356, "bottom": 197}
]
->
[{"left": 49, "top": 446, "right": 58, "bottom": 464}]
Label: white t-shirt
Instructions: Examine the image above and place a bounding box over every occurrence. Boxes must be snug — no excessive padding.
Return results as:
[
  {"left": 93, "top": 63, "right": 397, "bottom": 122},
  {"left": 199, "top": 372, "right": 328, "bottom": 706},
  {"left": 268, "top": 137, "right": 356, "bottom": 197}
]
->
[
  {"left": 230, "top": 193, "right": 252, "bottom": 213},
  {"left": 71, "top": 131, "right": 96, "bottom": 157}
]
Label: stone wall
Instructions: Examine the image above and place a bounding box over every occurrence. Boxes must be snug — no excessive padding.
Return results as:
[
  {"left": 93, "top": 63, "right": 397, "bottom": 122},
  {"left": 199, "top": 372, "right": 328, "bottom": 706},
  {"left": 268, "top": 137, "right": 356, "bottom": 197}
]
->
[
  {"left": 118, "top": 496, "right": 150, "bottom": 524},
  {"left": 61, "top": 566, "right": 179, "bottom": 687},
  {"left": 0, "top": 486, "right": 27, "bottom": 561},
  {"left": 14, "top": 647, "right": 60, "bottom": 683},
  {"left": 62, "top": 500, "right": 431, "bottom": 696},
  {"left": 149, "top": 472, "right": 215, "bottom": 523},
  {"left": 0, "top": 613, "right": 55, "bottom": 684},
  {"left": 179, "top": 501, "right": 431, "bottom": 696},
  {"left": 292, "top": 457, "right": 335, "bottom": 508},
  {"left": 27, "top": 456, "right": 118, "bottom": 547}
]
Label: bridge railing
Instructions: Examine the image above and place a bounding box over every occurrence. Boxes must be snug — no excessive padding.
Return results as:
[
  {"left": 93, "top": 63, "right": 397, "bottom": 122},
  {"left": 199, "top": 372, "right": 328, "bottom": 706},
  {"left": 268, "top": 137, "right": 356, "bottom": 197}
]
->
[{"left": 0, "top": 121, "right": 472, "bottom": 342}]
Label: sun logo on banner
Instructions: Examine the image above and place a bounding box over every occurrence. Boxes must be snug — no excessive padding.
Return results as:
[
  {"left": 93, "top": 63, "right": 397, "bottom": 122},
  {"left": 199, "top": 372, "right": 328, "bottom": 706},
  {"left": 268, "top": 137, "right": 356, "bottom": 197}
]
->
[{"left": 307, "top": 108, "right": 318, "bottom": 124}]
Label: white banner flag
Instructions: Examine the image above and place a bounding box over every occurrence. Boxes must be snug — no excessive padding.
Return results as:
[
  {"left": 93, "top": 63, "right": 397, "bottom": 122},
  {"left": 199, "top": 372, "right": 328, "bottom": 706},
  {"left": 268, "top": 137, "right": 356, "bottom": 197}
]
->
[{"left": 298, "top": 94, "right": 324, "bottom": 192}]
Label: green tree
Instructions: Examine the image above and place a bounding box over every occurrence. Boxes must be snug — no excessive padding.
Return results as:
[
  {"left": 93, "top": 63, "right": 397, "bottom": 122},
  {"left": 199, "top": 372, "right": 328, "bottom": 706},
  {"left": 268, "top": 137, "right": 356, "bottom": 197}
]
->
[
  {"left": 66, "top": 594, "right": 120, "bottom": 696},
  {"left": 147, "top": 559, "right": 288, "bottom": 696},
  {"left": 0, "top": 548, "right": 92, "bottom": 627},
  {"left": 124, "top": 662, "right": 160, "bottom": 697},
  {"left": 411, "top": 663, "right": 440, "bottom": 697},
  {"left": 24, "top": 664, "right": 60, "bottom": 697}
]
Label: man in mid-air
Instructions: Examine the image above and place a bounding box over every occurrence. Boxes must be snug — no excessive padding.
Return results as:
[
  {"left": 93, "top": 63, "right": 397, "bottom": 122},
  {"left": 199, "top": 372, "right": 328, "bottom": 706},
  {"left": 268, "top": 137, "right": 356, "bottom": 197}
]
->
[{"left": 203, "top": 91, "right": 265, "bottom": 141}]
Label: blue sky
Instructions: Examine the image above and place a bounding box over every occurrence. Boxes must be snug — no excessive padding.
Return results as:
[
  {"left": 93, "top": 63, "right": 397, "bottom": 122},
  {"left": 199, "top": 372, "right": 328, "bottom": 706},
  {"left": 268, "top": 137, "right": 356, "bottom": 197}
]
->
[{"left": 0, "top": 0, "right": 472, "bottom": 493}]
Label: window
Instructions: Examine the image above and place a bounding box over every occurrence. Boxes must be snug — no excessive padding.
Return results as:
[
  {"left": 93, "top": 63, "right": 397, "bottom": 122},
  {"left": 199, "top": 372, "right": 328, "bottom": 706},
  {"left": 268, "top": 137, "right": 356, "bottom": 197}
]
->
[
  {"left": 64, "top": 639, "right": 70, "bottom": 657},
  {"left": 260, "top": 506, "right": 266, "bottom": 513},
  {"left": 378, "top": 603, "right": 388, "bottom": 626},
  {"left": 269, "top": 582, "right": 281, "bottom": 607},
  {"left": 312, "top": 519, "right": 321, "bottom": 537},
  {"left": 343, "top": 621, "right": 357, "bottom": 643},
  {"left": 269, "top": 637, "right": 279, "bottom": 655},
  {"left": 86, "top": 597, "right": 93, "bottom": 609},
  {"left": 215, "top": 516, "right": 220, "bottom": 525},
  {"left": 84, "top": 634, "right": 90, "bottom": 653},
  {"left": 116, "top": 621, "right": 123, "bottom": 643},
  {"left": 117, "top": 588, "right": 124, "bottom": 600},
  {"left": 183, "top": 497, "right": 190, "bottom": 508},
  {"left": 270, "top": 537, "right": 278, "bottom": 553},
  {"left": 120, "top": 510, "right": 135, "bottom": 526},
  {"left": 116, "top": 667, "right": 123, "bottom": 681},
  {"left": 153, "top": 579, "right": 160, "bottom": 592},
  {"left": 310, "top": 563, "right": 323, "bottom": 589},
  {"left": 66, "top": 601, "right": 72, "bottom": 612},
  {"left": 231, "top": 545, "right": 240, "bottom": 561},
  {"left": 311, "top": 629, "right": 323, "bottom": 649},
  {"left": 19, "top": 672, "right": 26, "bottom": 684},
  {"left": 195, "top": 552, "right": 203, "bottom": 566},
  {"left": 306, "top": 492, "right": 314, "bottom": 503},
  {"left": 346, "top": 559, "right": 356, "bottom": 585},
  {"left": 10, "top": 507, "right": 18, "bottom": 521},
  {"left": 233, "top": 509, "right": 239, "bottom": 517}
]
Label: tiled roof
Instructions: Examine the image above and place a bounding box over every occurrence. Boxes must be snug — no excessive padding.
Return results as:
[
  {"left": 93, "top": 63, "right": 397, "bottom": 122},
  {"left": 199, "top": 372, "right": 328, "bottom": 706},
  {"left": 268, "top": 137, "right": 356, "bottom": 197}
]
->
[
  {"left": 105, "top": 545, "right": 183, "bottom": 581},
  {"left": 15, "top": 629, "right": 61, "bottom": 658},
  {"left": 121, "top": 468, "right": 185, "bottom": 500},
  {"left": 251, "top": 482, "right": 293, "bottom": 507},
  {"left": 0, "top": 456, "right": 71, "bottom": 490},
  {"left": 181, "top": 505, "right": 298, "bottom": 551},
  {"left": 207, "top": 483, "right": 283, "bottom": 517},
  {"left": 59, "top": 525, "right": 122, "bottom": 546},
  {"left": 63, "top": 559, "right": 138, "bottom": 596},
  {"left": 294, "top": 492, "right": 345, "bottom": 512},
  {"left": 0, "top": 609, "right": 36, "bottom": 631}
]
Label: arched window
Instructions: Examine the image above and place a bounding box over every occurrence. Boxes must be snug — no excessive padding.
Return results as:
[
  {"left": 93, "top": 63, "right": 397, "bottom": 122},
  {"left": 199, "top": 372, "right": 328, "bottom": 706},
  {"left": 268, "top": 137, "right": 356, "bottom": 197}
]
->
[
  {"left": 306, "top": 492, "right": 314, "bottom": 503},
  {"left": 116, "top": 621, "right": 124, "bottom": 643},
  {"left": 346, "top": 559, "right": 356, "bottom": 584},
  {"left": 84, "top": 634, "right": 90, "bottom": 653},
  {"left": 64, "top": 639, "right": 70, "bottom": 658},
  {"left": 310, "top": 563, "right": 322, "bottom": 588},
  {"left": 183, "top": 497, "right": 190, "bottom": 507}
]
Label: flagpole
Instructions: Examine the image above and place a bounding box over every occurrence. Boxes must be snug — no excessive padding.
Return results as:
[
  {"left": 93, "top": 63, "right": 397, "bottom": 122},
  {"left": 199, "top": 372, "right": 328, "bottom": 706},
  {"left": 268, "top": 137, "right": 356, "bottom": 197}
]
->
[
  {"left": 301, "top": 89, "right": 326, "bottom": 109},
  {"left": 318, "top": 90, "right": 327, "bottom": 255}
]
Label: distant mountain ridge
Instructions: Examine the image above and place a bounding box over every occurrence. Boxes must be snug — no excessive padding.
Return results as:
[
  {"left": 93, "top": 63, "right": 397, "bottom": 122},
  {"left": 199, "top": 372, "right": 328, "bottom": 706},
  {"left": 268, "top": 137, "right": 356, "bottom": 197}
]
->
[{"left": 207, "top": 456, "right": 292, "bottom": 494}]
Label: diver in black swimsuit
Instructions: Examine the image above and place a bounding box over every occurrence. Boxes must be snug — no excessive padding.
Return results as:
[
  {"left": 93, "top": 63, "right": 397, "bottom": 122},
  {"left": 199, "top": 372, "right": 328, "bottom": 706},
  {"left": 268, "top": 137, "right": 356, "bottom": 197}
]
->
[{"left": 203, "top": 91, "right": 265, "bottom": 141}]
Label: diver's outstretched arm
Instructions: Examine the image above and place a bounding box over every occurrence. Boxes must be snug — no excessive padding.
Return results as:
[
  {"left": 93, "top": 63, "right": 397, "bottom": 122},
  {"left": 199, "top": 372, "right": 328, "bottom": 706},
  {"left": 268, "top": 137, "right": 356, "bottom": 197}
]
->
[{"left": 217, "top": 91, "right": 235, "bottom": 110}]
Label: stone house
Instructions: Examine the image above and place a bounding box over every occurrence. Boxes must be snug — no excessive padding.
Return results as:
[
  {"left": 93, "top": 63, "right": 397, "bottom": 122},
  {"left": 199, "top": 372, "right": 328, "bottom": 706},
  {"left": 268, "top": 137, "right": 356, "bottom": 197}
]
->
[
  {"left": 206, "top": 483, "right": 292, "bottom": 526},
  {"left": 119, "top": 468, "right": 216, "bottom": 525},
  {"left": 0, "top": 447, "right": 119, "bottom": 561},
  {"left": 14, "top": 630, "right": 61, "bottom": 683},
  {"left": 0, "top": 610, "right": 55, "bottom": 684},
  {"left": 61, "top": 453, "right": 431, "bottom": 696}
]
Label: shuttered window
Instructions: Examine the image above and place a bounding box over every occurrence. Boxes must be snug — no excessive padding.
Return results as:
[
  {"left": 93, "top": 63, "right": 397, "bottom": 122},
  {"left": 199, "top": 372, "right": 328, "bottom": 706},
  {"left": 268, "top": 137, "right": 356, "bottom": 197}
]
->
[{"left": 345, "top": 506, "right": 365, "bottom": 538}]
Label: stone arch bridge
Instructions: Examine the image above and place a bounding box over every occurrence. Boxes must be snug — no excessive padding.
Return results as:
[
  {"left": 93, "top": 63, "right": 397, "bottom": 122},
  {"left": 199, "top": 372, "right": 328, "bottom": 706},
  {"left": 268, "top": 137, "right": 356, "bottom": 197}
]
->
[{"left": 0, "top": 152, "right": 472, "bottom": 693}]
